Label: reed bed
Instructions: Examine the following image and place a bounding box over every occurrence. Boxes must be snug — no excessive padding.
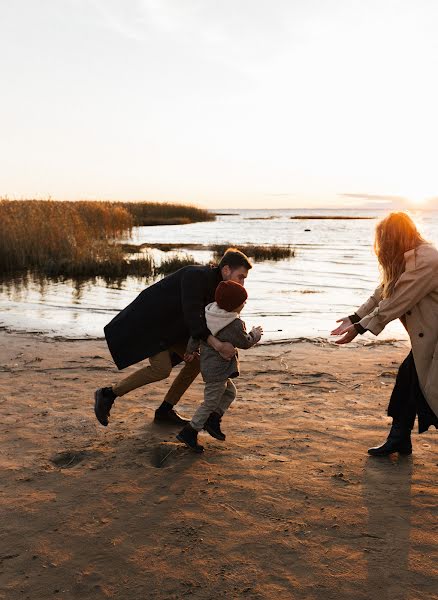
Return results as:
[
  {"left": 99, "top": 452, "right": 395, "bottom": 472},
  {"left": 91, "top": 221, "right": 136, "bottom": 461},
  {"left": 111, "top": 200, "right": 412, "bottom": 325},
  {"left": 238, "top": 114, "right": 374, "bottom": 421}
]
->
[
  {"left": 123, "top": 242, "right": 296, "bottom": 261},
  {"left": 0, "top": 200, "right": 290, "bottom": 283},
  {"left": 155, "top": 254, "right": 197, "bottom": 275},
  {"left": 0, "top": 200, "right": 213, "bottom": 279},
  {"left": 120, "top": 242, "right": 200, "bottom": 253},
  {"left": 212, "top": 244, "right": 295, "bottom": 261},
  {"left": 0, "top": 200, "right": 132, "bottom": 275},
  {"left": 43, "top": 247, "right": 155, "bottom": 278},
  {"left": 118, "top": 201, "right": 214, "bottom": 226}
]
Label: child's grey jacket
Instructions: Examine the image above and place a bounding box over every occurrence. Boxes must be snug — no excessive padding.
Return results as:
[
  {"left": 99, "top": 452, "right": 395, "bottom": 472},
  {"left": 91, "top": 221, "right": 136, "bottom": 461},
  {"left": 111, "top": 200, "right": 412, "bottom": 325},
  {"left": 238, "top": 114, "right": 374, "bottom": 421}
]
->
[{"left": 187, "top": 306, "right": 258, "bottom": 383}]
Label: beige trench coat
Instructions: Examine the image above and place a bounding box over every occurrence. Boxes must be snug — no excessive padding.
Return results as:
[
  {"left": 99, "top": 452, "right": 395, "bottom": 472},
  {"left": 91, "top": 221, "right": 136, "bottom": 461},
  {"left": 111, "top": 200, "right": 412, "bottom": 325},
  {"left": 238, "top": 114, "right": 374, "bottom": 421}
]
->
[{"left": 356, "top": 242, "right": 438, "bottom": 418}]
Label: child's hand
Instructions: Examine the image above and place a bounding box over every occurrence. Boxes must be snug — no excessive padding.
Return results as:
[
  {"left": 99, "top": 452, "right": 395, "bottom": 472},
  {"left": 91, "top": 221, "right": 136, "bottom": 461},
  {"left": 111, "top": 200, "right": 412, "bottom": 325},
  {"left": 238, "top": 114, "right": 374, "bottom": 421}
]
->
[{"left": 250, "top": 326, "right": 263, "bottom": 343}]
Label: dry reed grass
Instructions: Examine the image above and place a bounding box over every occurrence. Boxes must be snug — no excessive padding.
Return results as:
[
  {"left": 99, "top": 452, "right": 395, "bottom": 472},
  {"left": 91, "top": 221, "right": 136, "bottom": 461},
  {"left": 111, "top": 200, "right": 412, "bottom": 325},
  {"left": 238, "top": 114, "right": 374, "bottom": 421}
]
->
[
  {"left": 0, "top": 200, "right": 133, "bottom": 275},
  {"left": 118, "top": 201, "right": 214, "bottom": 226},
  {"left": 122, "top": 242, "right": 296, "bottom": 262},
  {"left": 0, "top": 200, "right": 213, "bottom": 279},
  {"left": 211, "top": 243, "right": 295, "bottom": 261},
  {"left": 155, "top": 254, "right": 197, "bottom": 275}
]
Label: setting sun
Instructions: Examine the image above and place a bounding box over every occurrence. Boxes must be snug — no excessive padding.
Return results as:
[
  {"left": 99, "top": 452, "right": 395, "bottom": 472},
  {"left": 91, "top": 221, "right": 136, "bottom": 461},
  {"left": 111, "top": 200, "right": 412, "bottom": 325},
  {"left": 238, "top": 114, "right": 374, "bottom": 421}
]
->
[{"left": 408, "top": 196, "right": 429, "bottom": 206}]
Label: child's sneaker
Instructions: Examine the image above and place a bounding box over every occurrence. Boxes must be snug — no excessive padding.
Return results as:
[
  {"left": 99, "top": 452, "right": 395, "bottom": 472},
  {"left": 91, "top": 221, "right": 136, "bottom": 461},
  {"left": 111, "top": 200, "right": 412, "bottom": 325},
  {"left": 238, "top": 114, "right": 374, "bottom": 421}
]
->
[
  {"left": 176, "top": 424, "right": 204, "bottom": 453},
  {"left": 204, "top": 412, "right": 226, "bottom": 441}
]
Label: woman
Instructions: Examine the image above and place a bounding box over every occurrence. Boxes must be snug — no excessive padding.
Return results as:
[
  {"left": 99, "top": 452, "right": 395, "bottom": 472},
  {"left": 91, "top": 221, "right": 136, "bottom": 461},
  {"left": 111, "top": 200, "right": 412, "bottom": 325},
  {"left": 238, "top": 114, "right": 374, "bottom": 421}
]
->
[{"left": 332, "top": 212, "right": 438, "bottom": 455}]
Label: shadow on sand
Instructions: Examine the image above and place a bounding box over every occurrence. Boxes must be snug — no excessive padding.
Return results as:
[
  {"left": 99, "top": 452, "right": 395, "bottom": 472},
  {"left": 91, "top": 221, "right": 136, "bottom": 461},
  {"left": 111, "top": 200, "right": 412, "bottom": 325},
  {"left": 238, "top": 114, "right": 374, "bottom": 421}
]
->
[{"left": 363, "top": 455, "right": 413, "bottom": 600}]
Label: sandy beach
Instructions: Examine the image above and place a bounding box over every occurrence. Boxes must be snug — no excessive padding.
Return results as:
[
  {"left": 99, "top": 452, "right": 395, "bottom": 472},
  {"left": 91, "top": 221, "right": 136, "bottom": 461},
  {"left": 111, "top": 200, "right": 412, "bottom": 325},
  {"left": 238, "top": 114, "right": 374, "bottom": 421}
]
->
[{"left": 0, "top": 330, "right": 436, "bottom": 600}]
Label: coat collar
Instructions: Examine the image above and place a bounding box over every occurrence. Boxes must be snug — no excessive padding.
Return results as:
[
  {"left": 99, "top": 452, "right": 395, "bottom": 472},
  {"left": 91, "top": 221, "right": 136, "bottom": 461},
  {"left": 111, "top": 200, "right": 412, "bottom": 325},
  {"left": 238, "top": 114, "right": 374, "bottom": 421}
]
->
[
  {"left": 404, "top": 247, "right": 416, "bottom": 271},
  {"left": 213, "top": 266, "right": 223, "bottom": 284},
  {"left": 404, "top": 242, "right": 431, "bottom": 271}
]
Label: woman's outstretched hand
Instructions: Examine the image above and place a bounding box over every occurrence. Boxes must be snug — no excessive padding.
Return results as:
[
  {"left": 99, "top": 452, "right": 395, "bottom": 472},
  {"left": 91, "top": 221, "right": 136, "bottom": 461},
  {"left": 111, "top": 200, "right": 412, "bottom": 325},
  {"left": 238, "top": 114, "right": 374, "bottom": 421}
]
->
[
  {"left": 331, "top": 316, "right": 353, "bottom": 336},
  {"left": 334, "top": 324, "right": 358, "bottom": 345}
]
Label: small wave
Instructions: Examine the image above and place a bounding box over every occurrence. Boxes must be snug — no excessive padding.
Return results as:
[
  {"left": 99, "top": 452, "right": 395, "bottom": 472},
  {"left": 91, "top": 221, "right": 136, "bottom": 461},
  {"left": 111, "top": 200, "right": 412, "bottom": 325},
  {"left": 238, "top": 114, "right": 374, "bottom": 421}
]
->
[{"left": 261, "top": 336, "right": 407, "bottom": 347}]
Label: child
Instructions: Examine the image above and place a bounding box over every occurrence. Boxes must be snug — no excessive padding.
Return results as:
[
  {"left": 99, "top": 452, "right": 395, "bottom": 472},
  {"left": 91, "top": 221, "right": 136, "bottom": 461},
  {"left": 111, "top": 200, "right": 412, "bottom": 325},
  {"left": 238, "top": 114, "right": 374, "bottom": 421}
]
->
[{"left": 176, "top": 280, "right": 263, "bottom": 452}]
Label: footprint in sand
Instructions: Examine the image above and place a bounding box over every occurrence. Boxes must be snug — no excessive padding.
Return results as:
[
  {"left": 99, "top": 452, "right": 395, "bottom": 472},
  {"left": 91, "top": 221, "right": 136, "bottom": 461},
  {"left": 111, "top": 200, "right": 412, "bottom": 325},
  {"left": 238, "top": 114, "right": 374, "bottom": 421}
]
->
[
  {"left": 150, "top": 443, "right": 194, "bottom": 468},
  {"left": 50, "top": 450, "right": 89, "bottom": 469}
]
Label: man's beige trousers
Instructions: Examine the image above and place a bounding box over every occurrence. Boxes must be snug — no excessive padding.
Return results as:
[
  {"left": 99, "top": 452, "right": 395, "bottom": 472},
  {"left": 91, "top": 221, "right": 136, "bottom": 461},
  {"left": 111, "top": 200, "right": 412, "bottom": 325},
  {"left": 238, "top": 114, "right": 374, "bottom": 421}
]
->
[{"left": 112, "top": 342, "right": 200, "bottom": 405}]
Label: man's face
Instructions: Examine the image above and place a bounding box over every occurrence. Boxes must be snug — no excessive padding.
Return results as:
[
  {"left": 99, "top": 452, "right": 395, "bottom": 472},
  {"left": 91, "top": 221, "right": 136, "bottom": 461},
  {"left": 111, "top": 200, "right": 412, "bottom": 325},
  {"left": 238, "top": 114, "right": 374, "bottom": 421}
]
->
[{"left": 221, "top": 266, "right": 249, "bottom": 286}]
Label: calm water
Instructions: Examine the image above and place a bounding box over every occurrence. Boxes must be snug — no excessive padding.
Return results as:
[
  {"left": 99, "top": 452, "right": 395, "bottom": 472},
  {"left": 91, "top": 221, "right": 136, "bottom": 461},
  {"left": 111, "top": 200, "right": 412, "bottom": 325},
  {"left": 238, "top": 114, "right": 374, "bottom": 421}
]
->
[{"left": 1, "top": 208, "right": 436, "bottom": 342}]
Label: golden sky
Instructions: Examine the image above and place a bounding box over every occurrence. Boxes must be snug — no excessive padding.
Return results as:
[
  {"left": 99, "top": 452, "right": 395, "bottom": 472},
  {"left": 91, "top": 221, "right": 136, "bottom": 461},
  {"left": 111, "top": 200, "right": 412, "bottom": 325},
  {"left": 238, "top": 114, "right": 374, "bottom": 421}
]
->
[{"left": 1, "top": 1, "right": 438, "bottom": 208}]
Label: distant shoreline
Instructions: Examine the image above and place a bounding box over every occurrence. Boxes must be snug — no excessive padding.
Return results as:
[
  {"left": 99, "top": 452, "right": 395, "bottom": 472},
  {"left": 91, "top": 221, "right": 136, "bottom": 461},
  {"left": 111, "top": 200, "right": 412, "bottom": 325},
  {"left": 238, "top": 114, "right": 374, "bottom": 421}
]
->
[{"left": 290, "top": 215, "right": 375, "bottom": 220}]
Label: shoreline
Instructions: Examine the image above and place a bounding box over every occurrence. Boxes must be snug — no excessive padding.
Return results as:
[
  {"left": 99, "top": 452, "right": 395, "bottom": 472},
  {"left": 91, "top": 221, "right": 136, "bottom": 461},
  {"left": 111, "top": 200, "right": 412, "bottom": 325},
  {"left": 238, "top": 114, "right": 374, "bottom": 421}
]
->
[
  {"left": 0, "top": 330, "right": 434, "bottom": 599},
  {"left": 0, "top": 323, "right": 409, "bottom": 348}
]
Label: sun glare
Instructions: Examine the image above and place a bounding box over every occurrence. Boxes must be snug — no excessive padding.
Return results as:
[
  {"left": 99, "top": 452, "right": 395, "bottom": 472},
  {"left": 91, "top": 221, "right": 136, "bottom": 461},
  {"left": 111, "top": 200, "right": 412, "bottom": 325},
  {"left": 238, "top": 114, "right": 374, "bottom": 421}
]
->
[
  {"left": 388, "top": 172, "right": 438, "bottom": 210},
  {"left": 409, "top": 196, "right": 428, "bottom": 206}
]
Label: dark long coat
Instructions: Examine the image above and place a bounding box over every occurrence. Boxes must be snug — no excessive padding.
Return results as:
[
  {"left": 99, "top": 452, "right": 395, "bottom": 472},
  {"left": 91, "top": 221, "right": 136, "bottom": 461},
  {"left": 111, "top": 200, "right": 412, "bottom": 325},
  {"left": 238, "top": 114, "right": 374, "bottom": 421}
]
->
[{"left": 104, "top": 265, "right": 222, "bottom": 370}]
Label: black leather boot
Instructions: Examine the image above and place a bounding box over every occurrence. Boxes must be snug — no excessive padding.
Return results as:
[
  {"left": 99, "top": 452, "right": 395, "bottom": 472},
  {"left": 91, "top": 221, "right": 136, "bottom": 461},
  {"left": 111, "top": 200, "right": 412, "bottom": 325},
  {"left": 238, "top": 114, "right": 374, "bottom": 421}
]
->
[
  {"left": 154, "top": 401, "right": 190, "bottom": 425},
  {"left": 368, "top": 421, "right": 412, "bottom": 456},
  {"left": 94, "top": 387, "right": 116, "bottom": 426},
  {"left": 176, "top": 424, "right": 204, "bottom": 453},
  {"left": 204, "top": 412, "right": 226, "bottom": 441}
]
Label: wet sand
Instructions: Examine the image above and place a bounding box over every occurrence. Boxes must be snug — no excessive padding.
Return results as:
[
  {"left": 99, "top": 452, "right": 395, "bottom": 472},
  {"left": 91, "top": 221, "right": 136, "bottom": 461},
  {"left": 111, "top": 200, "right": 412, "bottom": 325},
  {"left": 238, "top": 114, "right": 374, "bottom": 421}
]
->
[{"left": 0, "top": 330, "right": 436, "bottom": 599}]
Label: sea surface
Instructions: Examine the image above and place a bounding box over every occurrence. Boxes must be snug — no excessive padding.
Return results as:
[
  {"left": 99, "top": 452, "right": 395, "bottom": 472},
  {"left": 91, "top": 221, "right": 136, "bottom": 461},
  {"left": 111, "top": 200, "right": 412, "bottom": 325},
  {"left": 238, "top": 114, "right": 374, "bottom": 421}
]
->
[{"left": 1, "top": 208, "right": 436, "bottom": 343}]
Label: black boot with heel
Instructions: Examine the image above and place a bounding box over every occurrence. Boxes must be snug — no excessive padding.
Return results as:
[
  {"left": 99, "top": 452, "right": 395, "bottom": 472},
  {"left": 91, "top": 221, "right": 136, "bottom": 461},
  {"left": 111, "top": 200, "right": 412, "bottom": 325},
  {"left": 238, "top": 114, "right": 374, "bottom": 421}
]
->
[{"left": 368, "top": 420, "right": 412, "bottom": 456}]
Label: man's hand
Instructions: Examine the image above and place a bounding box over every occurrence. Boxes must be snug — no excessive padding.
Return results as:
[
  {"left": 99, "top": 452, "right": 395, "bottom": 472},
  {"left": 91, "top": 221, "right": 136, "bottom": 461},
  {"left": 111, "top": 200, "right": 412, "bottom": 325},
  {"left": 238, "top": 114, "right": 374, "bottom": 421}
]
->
[
  {"left": 334, "top": 324, "right": 358, "bottom": 345},
  {"left": 207, "top": 335, "right": 236, "bottom": 360},
  {"left": 331, "top": 316, "right": 353, "bottom": 336},
  {"left": 184, "top": 351, "right": 200, "bottom": 363},
  {"left": 217, "top": 342, "right": 236, "bottom": 360}
]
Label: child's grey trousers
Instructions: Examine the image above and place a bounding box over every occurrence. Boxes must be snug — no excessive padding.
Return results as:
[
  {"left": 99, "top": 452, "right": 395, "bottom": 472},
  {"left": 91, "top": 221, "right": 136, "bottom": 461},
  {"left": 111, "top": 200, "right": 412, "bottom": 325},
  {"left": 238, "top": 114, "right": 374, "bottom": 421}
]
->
[{"left": 190, "top": 379, "right": 237, "bottom": 431}]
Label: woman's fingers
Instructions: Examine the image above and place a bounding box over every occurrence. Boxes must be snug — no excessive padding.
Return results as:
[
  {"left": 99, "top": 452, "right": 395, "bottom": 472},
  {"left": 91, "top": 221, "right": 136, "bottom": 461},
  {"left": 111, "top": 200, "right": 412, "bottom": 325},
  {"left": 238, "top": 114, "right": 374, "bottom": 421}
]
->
[
  {"left": 331, "top": 316, "right": 353, "bottom": 336},
  {"left": 331, "top": 325, "right": 347, "bottom": 335},
  {"left": 335, "top": 327, "right": 358, "bottom": 345}
]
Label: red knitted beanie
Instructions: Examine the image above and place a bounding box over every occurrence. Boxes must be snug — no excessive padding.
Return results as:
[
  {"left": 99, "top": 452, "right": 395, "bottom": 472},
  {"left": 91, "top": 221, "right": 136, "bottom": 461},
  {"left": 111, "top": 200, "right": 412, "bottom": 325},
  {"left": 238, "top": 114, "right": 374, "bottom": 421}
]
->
[{"left": 215, "top": 280, "right": 248, "bottom": 312}]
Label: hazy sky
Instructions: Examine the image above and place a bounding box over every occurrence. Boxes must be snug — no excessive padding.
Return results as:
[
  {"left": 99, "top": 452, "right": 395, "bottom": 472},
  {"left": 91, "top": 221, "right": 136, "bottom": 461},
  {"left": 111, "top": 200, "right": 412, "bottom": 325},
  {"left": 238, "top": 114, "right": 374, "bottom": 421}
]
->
[{"left": 1, "top": 1, "right": 438, "bottom": 208}]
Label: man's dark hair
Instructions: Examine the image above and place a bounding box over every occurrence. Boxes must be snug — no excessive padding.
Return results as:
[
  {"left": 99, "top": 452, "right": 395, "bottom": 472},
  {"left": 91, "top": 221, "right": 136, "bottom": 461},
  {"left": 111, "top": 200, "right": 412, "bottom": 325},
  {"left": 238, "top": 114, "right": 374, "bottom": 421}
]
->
[{"left": 218, "top": 248, "right": 252, "bottom": 270}]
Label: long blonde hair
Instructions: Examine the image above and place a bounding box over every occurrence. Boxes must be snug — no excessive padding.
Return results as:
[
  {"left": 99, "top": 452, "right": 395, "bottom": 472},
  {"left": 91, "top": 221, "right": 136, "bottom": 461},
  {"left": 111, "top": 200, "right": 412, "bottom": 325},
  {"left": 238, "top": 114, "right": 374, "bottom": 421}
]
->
[{"left": 374, "top": 212, "right": 426, "bottom": 298}]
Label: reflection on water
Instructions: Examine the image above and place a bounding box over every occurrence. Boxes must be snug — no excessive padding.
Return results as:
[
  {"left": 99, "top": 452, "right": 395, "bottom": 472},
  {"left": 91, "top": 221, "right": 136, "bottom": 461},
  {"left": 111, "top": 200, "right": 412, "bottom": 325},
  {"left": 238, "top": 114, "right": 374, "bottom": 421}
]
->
[
  {"left": 0, "top": 273, "right": 152, "bottom": 338},
  {"left": 1, "top": 208, "right": 435, "bottom": 341}
]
